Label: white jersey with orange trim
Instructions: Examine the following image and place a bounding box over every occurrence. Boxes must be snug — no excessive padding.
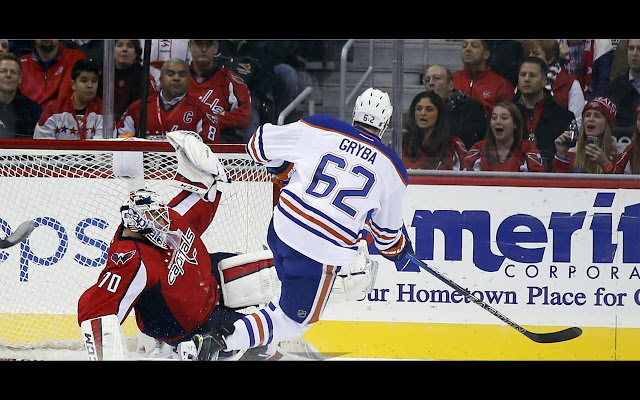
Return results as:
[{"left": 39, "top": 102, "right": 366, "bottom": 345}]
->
[{"left": 247, "top": 114, "right": 409, "bottom": 266}]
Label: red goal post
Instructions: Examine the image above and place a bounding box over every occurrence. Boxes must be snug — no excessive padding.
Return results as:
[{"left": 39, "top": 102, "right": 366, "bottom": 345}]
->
[{"left": 0, "top": 138, "right": 275, "bottom": 351}]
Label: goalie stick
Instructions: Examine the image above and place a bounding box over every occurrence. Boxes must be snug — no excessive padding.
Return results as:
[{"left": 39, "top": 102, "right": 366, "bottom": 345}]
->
[
  {"left": 406, "top": 253, "right": 582, "bottom": 344},
  {"left": 0, "top": 220, "right": 35, "bottom": 249}
]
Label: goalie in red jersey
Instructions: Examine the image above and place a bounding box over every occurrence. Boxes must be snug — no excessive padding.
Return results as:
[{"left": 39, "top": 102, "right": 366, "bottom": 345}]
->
[{"left": 77, "top": 130, "right": 264, "bottom": 360}]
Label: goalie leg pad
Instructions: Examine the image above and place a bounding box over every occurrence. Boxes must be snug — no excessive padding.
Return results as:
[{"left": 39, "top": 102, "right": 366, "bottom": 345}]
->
[
  {"left": 218, "top": 250, "right": 280, "bottom": 309},
  {"left": 80, "top": 315, "right": 129, "bottom": 360}
]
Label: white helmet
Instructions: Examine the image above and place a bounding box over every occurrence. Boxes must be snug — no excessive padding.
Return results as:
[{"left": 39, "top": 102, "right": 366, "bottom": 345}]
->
[
  {"left": 352, "top": 87, "right": 393, "bottom": 138},
  {"left": 121, "top": 189, "right": 172, "bottom": 249}
]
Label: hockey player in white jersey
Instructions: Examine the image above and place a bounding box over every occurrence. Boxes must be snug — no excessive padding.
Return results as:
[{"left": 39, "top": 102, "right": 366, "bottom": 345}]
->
[{"left": 192, "top": 87, "right": 412, "bottom": 360}]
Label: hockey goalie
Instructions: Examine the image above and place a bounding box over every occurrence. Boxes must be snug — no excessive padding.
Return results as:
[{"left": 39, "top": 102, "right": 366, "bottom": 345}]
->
[{"left": 76, "top": 130, "right": 378, "bottom": 361}]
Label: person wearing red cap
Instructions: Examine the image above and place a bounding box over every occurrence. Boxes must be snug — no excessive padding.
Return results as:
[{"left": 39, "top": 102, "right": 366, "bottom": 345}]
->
[
  {"left": 552, "top": 96, "right": 619, "bottom": 173},
  {"left": 615, "top": 103, "right": 640, "bottom": 174}
]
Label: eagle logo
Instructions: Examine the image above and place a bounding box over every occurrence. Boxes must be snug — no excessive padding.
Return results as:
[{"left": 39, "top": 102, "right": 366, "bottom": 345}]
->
[{"left": 111, "top": 250, "right": 136, "bottom": 265}]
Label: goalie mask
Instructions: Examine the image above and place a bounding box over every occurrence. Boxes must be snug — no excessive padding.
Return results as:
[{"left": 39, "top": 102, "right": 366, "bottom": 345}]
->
[
  {"left": 352, "top": 87, "right": 393, "bottom": 138},
  {"left": 121, "top": 189, "right": 173, "bottom": 249}
]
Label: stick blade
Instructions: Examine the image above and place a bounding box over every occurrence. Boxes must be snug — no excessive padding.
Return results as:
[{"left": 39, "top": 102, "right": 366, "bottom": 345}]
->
[
  {"left": 0, "top": 220, "right": 35, "bottom": 249},
  {"left": 524, "top": 327, "right": 582, "bottom": 343}
]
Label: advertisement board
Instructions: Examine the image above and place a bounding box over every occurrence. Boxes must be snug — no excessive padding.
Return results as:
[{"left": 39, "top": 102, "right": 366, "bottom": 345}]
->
[{"left": 306, "top": 173, "right": 640, "bottom": 360}]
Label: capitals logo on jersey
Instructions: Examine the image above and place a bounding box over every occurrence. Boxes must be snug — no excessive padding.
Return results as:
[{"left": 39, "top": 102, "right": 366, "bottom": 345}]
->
[
  {"left": 167, "top": 228, "right": 198, "bottom": 285},
  {"left": 111, "top": 250, "right": 136, "bottom": 265}
]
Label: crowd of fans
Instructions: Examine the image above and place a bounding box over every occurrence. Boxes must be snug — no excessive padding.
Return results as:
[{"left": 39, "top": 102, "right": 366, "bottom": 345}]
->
[
  {"left": 403, "top": 39, "right": 640, "bottom": 175},
  {"left": 1, "top": 39, "right": 639, "bottom": 175},
  {"left": 0, "top": 39, "right": 320, "bottom": 143}
]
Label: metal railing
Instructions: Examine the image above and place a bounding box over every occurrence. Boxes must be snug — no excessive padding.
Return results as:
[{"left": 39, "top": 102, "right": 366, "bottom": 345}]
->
[
  {"left": 339, "top": 39, "right": 375, "bottom": 121},
  {"left": 277, "top": 86, "right": 314, "bottom": 125}
]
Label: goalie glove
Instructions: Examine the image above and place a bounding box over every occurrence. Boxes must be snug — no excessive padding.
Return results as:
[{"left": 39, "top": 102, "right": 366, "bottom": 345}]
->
[{"left": 167, "top": 130, "right": 229, "bottom": 200}]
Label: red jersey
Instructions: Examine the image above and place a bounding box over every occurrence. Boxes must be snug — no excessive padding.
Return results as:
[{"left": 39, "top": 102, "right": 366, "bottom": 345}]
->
[
  {"left": 402, "top": 136, "right": 468, "bottom": 170},
  {"left": 19, "top": 45, "right": 87, "bottom": 109},
  {"left": 188, "top": 65, "right": 251, "bottom": 133},
  {"left": 616, "top": 143, "right": 637, "bottom": 174},
  {"left": 464, "top": 139, "right": 545, "bottom": 172},
  {"left": 452, "top": 66, "right": 515, "bottom": 116},
  {"left": 77, "top": 190, "right": 221, "bottom": 342},
  {"left": 116, "top": 92, "right": 220, "bottom": 142}
]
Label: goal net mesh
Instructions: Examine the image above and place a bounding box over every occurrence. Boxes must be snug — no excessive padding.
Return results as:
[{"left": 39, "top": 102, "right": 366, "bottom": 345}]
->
[{"left": 0, "top": 140, "right": 274, "bottom": 353}]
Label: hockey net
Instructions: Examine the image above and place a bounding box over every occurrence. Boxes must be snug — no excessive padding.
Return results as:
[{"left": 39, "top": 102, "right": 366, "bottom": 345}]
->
[{"left": 0, "top": 139, "right": 275, "bottom": 358}]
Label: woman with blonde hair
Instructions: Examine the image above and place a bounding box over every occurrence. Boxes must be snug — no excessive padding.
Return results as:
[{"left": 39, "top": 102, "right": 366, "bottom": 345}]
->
[{"left": 553, "top": 97, "right": 619, "bottom": 173}]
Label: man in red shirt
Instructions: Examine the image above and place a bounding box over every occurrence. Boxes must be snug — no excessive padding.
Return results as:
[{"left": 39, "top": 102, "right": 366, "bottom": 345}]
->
[
  {"left": 19, "top": 40, "right": 87, "bottom": 109},
  {"left": 187, "top": 40, "right": 252, "bottom": 143},
  {"left": 452, "top": 39, "right": 515, "bottom": 116},
  {"left": 116, "top": 58, "right": 220, "bottom": 142}
]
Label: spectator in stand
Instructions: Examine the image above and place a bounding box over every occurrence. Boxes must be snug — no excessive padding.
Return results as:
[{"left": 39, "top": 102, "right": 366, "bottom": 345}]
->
[
  {"left": 34, "top": 59, "right": 104, "bottom": 140},
  {"left": 611, "top": 40, "right": 628, "bottom": 81},
  {"left": 60, "top": 40, "right": 105, "bottom": 70},
  {"left": 523, "top": 39, "right": 585, "bottom": 128},
  {"left": 216, "top": 40, "right": 275, "bottom": 141},
  {"left": 19, "top": 40, "right": 87, "bottom": 110},
  {"left": 452, "top": 39, "right": 515, "bottom": 116},
  {"left": 265, "top": 40, "right": 319, "bottom": 125},
  {"left": 97, "top": 39, "right": 157, "bottom": 122},
  {"left": 560, "top": 39, "right": 614, "bottom": 99},
  {"left": 187, "top": 40, "right": 251, "bottom": 143},
  {"left": 513, "top": 56, "right": 575, "bottom": 172},
  {"left": 144, "top": 39, "right": 192, "bottom": 86},
  {"left": 616, "top": 103, "right": 640, "bottom": 174},
  {"left": 553, "top": 97, "right": 619, "bottom": 174},
  {"left": 402, "top": 91, "right": 467, "bottom": 170},
  {"left": 116, "top": 58, "right": 219, "bottom": 142},
  {"left": 485, "top": 40, "right": 525, "bottom": 88},
  {"left": 8, "top": 40, "right": 34, "bottom": 58},
  {"left": 0, "top": 40, "right": 9, "bottom": 54},
  {"left": 0, "top": 53, "right": 42, "bottom": 138},
  {"left": 423, "top": 64, "right": 488, "bottom": 149},
  {"left": 463, "top": 102, "right": 544, "bottom": 172},
  {"left": 605, "top": 39, "right": 640, "bottom": 142}
]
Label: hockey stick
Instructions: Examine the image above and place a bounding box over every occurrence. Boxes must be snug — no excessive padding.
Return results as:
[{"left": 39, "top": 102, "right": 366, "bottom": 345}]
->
[
  {"left": 405, "top": 253, "right": 582, "bottom": 344},
  {"left": 0, "top": 220, "right": 35, "bottom": 249}
]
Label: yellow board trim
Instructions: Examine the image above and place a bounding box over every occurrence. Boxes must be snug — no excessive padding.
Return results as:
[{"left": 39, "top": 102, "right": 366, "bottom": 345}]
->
[
  {"left": 3, "top": 314, "right": 639, "bottom": 360},
  {"left": 0, "top": 314, "right": 139, "bottom": 346},
  {"left": 303, "top": 320, "right": 640, "bottom": 360}
]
